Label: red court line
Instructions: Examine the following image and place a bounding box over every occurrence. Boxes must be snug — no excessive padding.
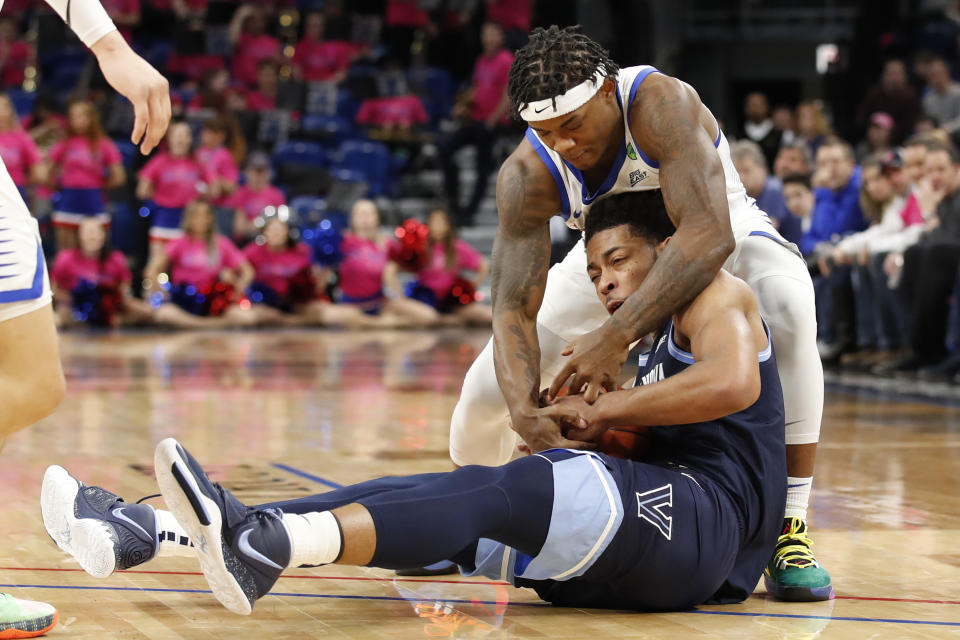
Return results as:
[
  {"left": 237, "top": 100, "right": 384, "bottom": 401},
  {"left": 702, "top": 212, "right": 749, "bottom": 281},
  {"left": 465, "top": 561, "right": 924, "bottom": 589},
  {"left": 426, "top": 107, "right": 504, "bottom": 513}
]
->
[{"left": 4, "top": 567, "right": 959, "bottom": 606}]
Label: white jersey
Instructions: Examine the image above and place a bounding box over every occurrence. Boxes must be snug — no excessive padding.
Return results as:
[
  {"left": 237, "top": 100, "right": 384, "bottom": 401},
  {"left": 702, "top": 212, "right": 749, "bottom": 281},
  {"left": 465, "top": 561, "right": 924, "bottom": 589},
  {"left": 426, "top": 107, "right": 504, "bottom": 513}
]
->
[{"left": 525, "top": 65, "right": 783, "bottom": 243}]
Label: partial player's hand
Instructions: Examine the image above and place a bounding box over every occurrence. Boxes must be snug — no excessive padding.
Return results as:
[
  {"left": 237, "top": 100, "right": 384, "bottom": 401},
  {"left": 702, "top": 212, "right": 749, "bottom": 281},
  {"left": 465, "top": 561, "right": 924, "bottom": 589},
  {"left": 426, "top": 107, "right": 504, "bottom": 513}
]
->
[
  {"left": 541, "top": 395, "right": 607, "bottom": 443},
  {"left": 548, "top": 324, "right": 630, "bottom": 404},
  {"left": 511, "top": 408, "right": 596, "bottom": 455},
  {"left": 92, "top": 32, "right": 170, "bottom": 155}
]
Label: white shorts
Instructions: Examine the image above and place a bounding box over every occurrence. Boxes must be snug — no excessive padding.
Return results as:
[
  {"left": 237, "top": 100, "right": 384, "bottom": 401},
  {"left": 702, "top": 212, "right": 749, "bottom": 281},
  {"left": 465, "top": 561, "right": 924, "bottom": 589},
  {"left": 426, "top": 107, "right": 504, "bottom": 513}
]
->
[{"left": 0, "top": 167, "right": 52, "bottom": 323}]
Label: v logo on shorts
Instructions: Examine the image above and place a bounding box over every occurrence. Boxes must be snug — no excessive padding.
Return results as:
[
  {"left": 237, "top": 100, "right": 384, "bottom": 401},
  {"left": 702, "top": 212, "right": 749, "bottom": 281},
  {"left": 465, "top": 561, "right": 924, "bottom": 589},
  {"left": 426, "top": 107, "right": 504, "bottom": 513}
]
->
[{"left": 636, "top": 484, "right": 673, "bottom": 540}]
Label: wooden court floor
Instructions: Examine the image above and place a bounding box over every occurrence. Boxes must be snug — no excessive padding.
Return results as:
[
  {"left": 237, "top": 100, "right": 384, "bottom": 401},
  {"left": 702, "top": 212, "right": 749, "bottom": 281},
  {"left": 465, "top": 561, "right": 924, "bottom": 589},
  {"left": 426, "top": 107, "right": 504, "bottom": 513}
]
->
[{"left": 2, "top": 328, "right": 960, "bottom": 639}]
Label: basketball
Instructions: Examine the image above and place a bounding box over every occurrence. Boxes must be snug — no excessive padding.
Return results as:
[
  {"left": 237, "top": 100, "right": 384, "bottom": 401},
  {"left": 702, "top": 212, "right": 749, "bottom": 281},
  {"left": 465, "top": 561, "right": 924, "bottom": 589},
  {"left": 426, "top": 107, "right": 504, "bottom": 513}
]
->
[{"left": 597, "top": 426, "right": 651, "bottom": 460}]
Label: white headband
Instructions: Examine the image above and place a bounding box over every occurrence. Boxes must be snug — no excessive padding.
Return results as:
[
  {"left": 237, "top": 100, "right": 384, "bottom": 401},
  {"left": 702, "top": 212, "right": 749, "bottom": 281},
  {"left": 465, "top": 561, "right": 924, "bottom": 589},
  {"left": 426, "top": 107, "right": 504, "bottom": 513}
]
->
[{"left": 519, "top": 70, "right": 607, "bottom": 122}]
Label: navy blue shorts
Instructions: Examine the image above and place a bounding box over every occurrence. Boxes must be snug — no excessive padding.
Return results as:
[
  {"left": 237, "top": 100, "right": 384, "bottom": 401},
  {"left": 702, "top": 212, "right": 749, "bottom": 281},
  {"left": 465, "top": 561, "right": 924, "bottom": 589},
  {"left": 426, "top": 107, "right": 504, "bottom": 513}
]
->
[{"left": 506, "top": 452, "right": 743, "bottom": 611}]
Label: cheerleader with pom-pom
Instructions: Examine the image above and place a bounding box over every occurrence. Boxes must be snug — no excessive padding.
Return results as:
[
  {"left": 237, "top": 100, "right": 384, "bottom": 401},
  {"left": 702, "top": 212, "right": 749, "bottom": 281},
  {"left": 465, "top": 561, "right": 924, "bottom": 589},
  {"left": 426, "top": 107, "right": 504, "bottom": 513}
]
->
[
  {"left": 50, "top": 218, "right": 155, "bottom": 328},
  {"left": 386, "top": 207, "right": 491, "bottom": 326},
  {"left": 336, "top": 199, "right": 438, "bottom": 325}
]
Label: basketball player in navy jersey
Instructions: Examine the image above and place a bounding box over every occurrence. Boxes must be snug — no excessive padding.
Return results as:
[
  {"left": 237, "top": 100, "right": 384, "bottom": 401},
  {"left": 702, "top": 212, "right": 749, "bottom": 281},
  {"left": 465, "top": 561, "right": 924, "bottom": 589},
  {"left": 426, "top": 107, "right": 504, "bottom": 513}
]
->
[
  {"left": 42, "top": 191, "right": 795, "bottom": 614},
  {"left": 447, "top": 26, "right": 831, "bottom": 600},
  {"left": 0, "top": 1, "right": 169, "bottom": 635}
]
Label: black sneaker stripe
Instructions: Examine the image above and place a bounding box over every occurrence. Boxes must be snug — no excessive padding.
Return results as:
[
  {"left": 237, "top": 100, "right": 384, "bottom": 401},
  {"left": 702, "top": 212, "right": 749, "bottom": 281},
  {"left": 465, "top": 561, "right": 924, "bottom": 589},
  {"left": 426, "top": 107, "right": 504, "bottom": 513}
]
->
[{"left": 171, "top": 461, "right": 211, "bottom": 526}]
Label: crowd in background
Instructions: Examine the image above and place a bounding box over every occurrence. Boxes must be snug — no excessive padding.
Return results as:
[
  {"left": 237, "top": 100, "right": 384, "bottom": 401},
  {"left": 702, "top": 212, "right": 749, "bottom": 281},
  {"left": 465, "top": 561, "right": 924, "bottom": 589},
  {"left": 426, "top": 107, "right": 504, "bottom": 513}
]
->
[{"left": 2, "top": 0, "right": 960, "bottom": 382}]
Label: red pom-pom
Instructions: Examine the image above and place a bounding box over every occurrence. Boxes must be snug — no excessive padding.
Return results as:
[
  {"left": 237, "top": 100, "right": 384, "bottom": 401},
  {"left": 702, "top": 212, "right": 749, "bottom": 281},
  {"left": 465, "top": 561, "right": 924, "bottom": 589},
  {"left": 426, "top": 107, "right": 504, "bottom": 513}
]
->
[{"left": 388, "top": 218, "right": 430, "bottom": 271}]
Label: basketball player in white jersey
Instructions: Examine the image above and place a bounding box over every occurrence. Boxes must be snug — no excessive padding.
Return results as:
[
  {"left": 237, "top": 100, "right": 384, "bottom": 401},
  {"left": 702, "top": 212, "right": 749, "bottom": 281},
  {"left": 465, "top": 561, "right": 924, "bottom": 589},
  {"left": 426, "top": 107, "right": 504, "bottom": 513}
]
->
[
  {"left": 449, "top": 26, "right": 832, "bottom": 601},
  {"left": 0, "top": 1, "right": 169, "bottom": 635}
]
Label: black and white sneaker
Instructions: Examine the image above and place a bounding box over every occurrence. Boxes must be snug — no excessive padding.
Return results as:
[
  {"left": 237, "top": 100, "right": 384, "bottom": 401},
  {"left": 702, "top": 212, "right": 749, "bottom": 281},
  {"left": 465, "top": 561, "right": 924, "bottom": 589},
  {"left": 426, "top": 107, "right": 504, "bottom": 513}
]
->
[
  {"left": 41, "top": 465, "right": 159, "bottom": 578},
  {"left": 153, "top": 438, "right": 291, "bottom": 615}
]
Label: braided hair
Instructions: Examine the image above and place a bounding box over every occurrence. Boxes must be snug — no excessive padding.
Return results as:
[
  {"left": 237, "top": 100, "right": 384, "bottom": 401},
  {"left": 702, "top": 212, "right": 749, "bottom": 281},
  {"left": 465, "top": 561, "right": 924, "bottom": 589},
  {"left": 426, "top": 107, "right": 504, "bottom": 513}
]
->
[{"left": 508, "top": 25, "right": 619, "bottom": 121}]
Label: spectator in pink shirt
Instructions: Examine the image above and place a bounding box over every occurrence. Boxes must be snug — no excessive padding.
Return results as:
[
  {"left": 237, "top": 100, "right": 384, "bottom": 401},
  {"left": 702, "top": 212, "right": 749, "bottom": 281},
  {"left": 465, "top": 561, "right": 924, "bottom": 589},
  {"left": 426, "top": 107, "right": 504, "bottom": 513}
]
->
[
  {"left": 144, "top": 200, "right": 264, "bottom": 327},
  {"left": 337, "top": 198, "right": 439, "bottom": 325},
  {"left": 0, "top": 94, "right": 45, "bottom": 205},
  {"left": 355, "top": 93, "right": 429, "bottom": 135},
  {"left": 51, "top": 218, "right": 154, "bottom": 328},
  {"left": 485, "top": 0, "right": 532, "bottom": 48},
  {"left": 292, "top": 12, "right": 356, "bottom": 84},
  {"left": 440, "top": 21, "right": 513, "bottom": 225},
  {"left": 195, "top": 118, "right": 240, "bottom": 208},
  {"left": 386, "top": 206, "right": 491, "bottom": 325},
  {"left": 243, "top": 59, "right": 280, "bottom": 112},
  {"left": 246, "top": 214, "right": 394, "bottom": 327},
  {"left": 229, "top": 4, "right": 281, "bottom": 88},
  {"left": 229, "top": 151, "right": 286, "bottom": 241},
  {"left": 101, "top": 0, "right": 141, "bottom": 43},
  {"left": 48, "top": 100, "right": 125, "bottom": 250},
  {"left": 137, "top": 121, "right": 216, "bottom": 256},
  {"left": 0, "top": 16, "right": 32, "bottom": 89},
  {"left": 384, "top": 0, "right": 429, "bottom": 66}
]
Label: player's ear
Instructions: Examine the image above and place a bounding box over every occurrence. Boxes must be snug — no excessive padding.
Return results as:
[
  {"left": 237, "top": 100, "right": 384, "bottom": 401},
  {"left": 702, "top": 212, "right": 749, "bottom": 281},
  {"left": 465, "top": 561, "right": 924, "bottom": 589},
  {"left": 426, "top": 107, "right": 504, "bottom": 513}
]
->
[{"left": 655, "top": 236, "right": 671, "bottom": 256}]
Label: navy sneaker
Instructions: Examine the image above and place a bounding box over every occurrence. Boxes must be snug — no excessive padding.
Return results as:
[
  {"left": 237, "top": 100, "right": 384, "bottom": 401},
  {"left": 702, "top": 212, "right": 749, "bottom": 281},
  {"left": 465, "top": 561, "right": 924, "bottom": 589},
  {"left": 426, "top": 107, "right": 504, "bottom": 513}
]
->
[
  {"left": 41, "top": 465, "right": 158, "bottom": 578},
  {"left": 153, "top": 438, "right": 291, "bottom": 615}
]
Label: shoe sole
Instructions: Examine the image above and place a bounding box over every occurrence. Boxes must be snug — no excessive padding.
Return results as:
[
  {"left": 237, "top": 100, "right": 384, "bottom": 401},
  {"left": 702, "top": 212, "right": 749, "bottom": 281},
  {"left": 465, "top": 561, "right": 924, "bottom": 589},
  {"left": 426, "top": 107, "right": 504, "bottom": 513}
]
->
[
  {"left": 0, "top": 612, "right": 59, "bottom": 639},
  {"left": 40, "top": 466, "right": 118, "bottom": 579},
  {"left": 763, "top": 574, "right": 835, "bottom": 602},
  {"left": 154, "top": 438, "right": 252, "bottom": 616}
]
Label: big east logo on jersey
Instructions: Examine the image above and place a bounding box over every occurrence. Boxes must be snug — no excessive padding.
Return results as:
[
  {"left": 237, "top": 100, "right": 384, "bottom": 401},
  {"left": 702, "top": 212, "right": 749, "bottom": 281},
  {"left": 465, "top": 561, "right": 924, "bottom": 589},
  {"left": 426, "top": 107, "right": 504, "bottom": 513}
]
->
[{"left": 629, "top": 169, "right": 648, "bottom": 187}]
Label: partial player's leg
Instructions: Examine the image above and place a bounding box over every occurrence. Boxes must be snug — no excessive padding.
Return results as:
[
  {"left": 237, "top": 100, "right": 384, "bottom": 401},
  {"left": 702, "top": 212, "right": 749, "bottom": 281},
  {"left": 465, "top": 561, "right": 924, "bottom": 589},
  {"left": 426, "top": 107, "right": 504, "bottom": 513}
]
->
[
  {"left": 449, "top": 238, "right": 607, "bottom": 466},
  {"left": 153, "top": 438, "right": 556, "bottom": 614},
  {"left": 728, "top": 235, "right": 833, "bottom": 601}
]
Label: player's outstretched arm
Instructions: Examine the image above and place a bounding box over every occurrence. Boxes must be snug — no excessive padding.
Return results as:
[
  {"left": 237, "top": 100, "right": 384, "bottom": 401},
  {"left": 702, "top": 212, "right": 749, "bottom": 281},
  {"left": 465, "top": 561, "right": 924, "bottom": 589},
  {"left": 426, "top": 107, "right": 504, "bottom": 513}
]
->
[
  {"left": 40, "top": 0, "right": 170, "bottom": 154},
  {"left": 491, "top": 150, "right": 591, "bottom": 453},
  {"left": 548, "top": 76, "right": 734, "bottom": 403}
]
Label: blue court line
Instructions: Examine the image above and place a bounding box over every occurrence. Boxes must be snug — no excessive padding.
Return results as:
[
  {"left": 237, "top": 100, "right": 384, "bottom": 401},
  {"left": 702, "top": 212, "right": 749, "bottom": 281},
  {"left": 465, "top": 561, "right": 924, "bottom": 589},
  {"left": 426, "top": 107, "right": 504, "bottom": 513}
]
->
[
  {"left": 4, "top": 583, "right": 959, "bottom": 627},
  {"left": 271, "top": 463, "right": 344, "bottom": 489}
]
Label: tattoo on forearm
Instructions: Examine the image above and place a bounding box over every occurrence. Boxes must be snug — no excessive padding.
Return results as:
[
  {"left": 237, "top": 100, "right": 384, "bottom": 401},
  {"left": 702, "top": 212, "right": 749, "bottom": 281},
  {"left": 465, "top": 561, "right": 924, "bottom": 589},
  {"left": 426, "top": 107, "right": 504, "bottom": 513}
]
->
[{"left": 509, "top": 323, "right": 541, "bottom": 404}]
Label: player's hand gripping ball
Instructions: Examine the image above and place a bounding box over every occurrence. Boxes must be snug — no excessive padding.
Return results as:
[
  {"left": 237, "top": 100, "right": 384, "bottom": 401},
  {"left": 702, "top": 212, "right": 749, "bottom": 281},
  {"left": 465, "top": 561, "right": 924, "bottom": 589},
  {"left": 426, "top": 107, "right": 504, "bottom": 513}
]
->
[{"left": 547, "top": 387, "right": 651, "bottom": 460}]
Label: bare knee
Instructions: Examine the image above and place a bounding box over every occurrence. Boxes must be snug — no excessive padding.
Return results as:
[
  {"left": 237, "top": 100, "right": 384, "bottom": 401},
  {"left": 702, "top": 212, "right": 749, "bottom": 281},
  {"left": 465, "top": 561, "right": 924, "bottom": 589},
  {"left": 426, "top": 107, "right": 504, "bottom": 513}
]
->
[{"left": 1, "top": 357, "right": 65, "bottom": 437}]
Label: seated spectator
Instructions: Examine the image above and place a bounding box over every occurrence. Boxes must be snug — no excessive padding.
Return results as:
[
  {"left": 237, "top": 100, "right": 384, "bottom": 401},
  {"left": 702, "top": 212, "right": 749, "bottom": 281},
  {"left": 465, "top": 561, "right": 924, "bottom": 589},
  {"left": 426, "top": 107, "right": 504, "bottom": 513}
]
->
[
  {"left": 383, "top": 0, "right": 430, "bottom": 66},
  {"left": 137, "top": 121, "right": 216, "bottom": 257},
  {"left": 245, "top": 214, "right": 393, "bottom": 328},
  {"left": 921, "top": 56, "right": 960, "bottom": 136},
  {"left": 783, "top": 172, "right": 816, "bottom": 243},
  {"left": 101, "top": 0, "right": 141, "bottom": 43},
  {"left": 23, "top": 93, "right": 67, "bottom": 152},
  {"left": 914, "top": 114, "right": 939, "bottom": 135},
  {"left": 855, "top": 112, "right": 894, "bottom": 163},
  {"left": 195, "top": 118, "right": 240, "bottom": 210},
  {"left": 440, "top": 21, "right": 513, "bottom": 225},
  {"left": 730, "top": 139, "right": 802, "bottom": 246},
  {"left": 879, "top": 141, "right": 960, "bottom": 377},
  {"left": 292, "top": 12, "right": 356, "bottom": 84},
  {"left": 486, "top": 0, "right": 533, "bottom": 49},
  {"left": 355, "top": 92, "right": 429, "bottom": 136},
  {"left": 773, "top": 141, "right": 813, "bottom": 180},
  {"left": 795, "top": 101, "right": 832, "bottom": 159},
  {"left": 856, "top": 59, "right": 920, "bottom": 144},
  {"left": 0, "top": 16, "right": 31, "bottom": 89},
  {"left": 144, "top": 200, "right": 261, "bottom": 328},
  {"left": 50, "top": 218, "right": 154, "bottom": 328},
  {"left": 229, "top": 4, "right": 281, "bottom": 89},
  {"left": 805, "top": 137, "right": 868, "bottom": 361},
  {"left": 243, "top": 59, "right": 281, "bottom": 112},
  {"left": 187, "top": 69, "right": 246, "bottom": 115},
  {"left": 337, "top": 199, "right": 439, "bottom": 325},
  {"left": 228, "top": 151, "right": 286, "bottom": 241},
  {"left": 772, "top": 103, "right": 796, "bottom": 145},
  {"left": 387, "top": 206, "right": 491, "bottom": 326},
  {"left": 48, "top": 100, "right": 125, "bottom": 251},
  {"left": 0, "top": 93, "right": 45, "bottom": 205},
  {"left": 830, "top": 152, "right": 908, "bottom": 367},
  {"left": 738, "top": 91, "right": 781, "bottom": 169}
]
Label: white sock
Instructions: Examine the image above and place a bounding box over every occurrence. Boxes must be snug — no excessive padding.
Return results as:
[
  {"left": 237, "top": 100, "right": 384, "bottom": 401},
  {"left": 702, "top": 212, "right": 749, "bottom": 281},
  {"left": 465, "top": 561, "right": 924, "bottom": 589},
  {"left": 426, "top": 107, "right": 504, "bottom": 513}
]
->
[
  {"left": 154, "top": 508, "right": 195, "bottom": 558},
  {"left": 784, "top": 476, "right": 813, "bottom": 521},
  {"left": 281, "top": 511, "right": 342, "bottom": 568}
]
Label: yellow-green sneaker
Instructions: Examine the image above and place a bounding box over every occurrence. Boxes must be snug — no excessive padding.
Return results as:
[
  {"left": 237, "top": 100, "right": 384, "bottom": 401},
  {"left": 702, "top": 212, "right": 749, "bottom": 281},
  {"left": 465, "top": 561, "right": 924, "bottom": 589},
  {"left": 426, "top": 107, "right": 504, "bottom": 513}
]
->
[
  {"left": 763, "top": 518, "right": 834, "bottom": 602},
  {"left": 0, "top": 594, "right": 58, "bottom": 639}
]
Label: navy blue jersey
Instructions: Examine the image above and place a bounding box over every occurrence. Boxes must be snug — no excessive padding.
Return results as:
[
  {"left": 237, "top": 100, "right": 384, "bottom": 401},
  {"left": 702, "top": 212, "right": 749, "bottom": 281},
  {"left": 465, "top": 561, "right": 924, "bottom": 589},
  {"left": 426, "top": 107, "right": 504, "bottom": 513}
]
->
[{"left": 635, "top": 318, "right": 787, "bottom": 601}]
